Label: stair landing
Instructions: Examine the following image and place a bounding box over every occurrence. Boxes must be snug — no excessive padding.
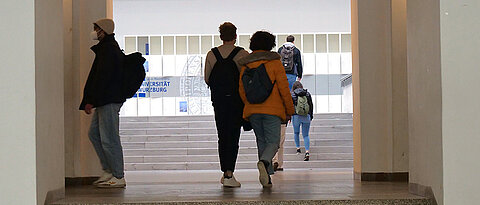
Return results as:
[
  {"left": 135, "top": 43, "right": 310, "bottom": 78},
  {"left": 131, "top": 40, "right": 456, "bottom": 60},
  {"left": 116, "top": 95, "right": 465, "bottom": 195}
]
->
[{"left": 52, "top": 169, "right": 431, "bottom": 205}]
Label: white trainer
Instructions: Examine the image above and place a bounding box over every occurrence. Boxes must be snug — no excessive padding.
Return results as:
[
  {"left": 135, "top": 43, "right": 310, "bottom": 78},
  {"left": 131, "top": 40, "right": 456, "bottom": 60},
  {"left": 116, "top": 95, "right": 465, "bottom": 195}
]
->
[
  {"left": 96, "top": 177, "right": 126, "bottom": 188},
  {"left": 92, "top": 171, "right": 113, "bottom": 185},
  {"left": 257, "top": 161, "right": 269, "bottom": 187},
  {"left": 223, "top": 175, "right": 241, "bottom": 188}
]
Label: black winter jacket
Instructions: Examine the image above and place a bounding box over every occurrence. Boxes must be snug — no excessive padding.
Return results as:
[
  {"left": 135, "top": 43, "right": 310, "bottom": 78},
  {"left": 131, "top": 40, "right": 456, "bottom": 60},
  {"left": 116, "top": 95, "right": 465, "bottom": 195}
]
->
[
  {"left": 79, "top": 34, "right": 125, "bottom": 110},
  {"left": 278, "top": 45, "right": 303, "bottom": 78},
  {"left": 291, "top": 88, "right": 314, "bottom": 120}
]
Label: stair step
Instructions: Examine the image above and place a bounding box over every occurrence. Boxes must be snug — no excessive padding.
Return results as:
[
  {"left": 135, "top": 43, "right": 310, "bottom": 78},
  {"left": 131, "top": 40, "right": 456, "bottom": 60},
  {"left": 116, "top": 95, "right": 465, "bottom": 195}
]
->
[
  {"left": 119, "top": 125, "right": 353, "bottom": 135},
  {"left": 120, "top": 132, "right": 353, "bottom": 142},
  {"left": 52, "top": 199, "right": 431, "bottom": 205},
  {"left": 123, "top": 146, "right": 353, "bottom": 156},
  {"left": 118, "top": 113, "right": 353, "bottom": 171},
  {"left": 124, "top": 160, "right": 354, "bottom": 171},
  {"left": 124, "top": 153, "right": 353, "bottom": 163},
  {"left": 119, "top": 119, "right": 353, "bottom": 129},
  {"left": 121, "top": 139, "right": 353, "bottom": 149}
]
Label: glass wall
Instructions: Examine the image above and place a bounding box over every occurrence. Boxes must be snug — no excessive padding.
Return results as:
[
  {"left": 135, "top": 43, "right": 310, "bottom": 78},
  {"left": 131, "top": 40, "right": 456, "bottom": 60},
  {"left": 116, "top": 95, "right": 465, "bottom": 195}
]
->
[{"left": 120, "top": 33, "right": 352, "bottom": 116}]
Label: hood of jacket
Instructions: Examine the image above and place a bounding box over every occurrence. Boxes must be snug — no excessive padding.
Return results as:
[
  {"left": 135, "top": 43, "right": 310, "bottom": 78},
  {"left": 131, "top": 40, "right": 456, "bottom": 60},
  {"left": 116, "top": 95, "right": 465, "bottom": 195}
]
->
[
  {"left": 293, "top": 88, "right": 308, "bottom": 96},
  {"left": 238, "top": 51, "right": 281, "bottom": 66},
  {"left": 282, "top": 42, "right": 295, "bottom": 48}
]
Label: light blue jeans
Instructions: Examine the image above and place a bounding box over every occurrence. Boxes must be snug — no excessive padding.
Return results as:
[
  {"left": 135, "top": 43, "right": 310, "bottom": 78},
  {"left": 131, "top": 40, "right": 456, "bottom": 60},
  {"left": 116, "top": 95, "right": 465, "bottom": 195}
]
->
[
  {"left": 89, "top": 103, "right": 124, "bottom": 179},
  {"left": 249, "top": 114, "right": 281, "bottom": 175},
  {"left": 286, "top": 73, "right": 297, "bottom": 91},
  {"left": 292, "top": 115, "right": 311, "bottom": 151}
]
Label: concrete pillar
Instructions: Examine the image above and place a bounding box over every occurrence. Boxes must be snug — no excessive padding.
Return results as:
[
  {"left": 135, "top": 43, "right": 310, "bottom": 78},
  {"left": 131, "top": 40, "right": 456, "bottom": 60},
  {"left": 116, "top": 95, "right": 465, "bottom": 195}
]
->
[
  {"left": 440, "top": 1, "right": 480, "bottom": 204},
  {"left": 351, "top": 0, "right": 409, "bottom": 180},
  {"left": 352, "top": 0, "right": 408, "bottom": 181},
  {"left": 0, "top": 0, "right": 65, "bottom": 204},
  {"left": 407, "top": 1, "right": 480, "bottom": 204},
  {"left": 406, "top": 1, "right": 443, "bottom": 204},
  {"left": 64, "top": 0, "right": 113, "bottom": 179}
]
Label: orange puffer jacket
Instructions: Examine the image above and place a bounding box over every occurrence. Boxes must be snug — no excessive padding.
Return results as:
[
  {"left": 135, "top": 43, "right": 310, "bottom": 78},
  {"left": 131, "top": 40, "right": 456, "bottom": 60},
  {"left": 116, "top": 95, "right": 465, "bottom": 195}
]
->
[{"left": 238, "top": 50, "right": 295, "bottom": 121}]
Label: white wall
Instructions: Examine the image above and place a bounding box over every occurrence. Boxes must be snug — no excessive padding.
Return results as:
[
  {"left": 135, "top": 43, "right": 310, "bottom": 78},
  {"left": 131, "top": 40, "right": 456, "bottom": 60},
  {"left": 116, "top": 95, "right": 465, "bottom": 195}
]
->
[
  {"left": 352, "top": 0, "right": 409, "bottom": 174},
  {"left": 64, "top": 0, "right": 113, "bottom": 178},
  {"left": 35, "top": 0, "right": 65, "bottom": 204},
  {"left": 1, "top": 0, "right": 65, "bottom": 204},
  {"left": 407, "top": 0, "right": 443, "bottom": 204},
  {"left": 0, "top": 0, "right": 37, "bottom": 204},
  {"left": 113, "top": 0, "right": 351, "bottom": 47},
  {"left": 440, "top": 1, "right": 480, "bottom": 204}
]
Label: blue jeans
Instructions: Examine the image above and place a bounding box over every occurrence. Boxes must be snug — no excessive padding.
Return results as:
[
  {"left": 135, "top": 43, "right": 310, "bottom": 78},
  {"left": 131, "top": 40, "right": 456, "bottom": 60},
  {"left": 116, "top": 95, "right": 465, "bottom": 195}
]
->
[
  {"left": 89, "top": 103, "right": 124, "bottom": 179},
  {"left": 286, "top": 74, "right": 297, "bottom": 91},
  {"left": 292, "top": 115, "right": 311, "bottom": 151},
  {"left": 249, "top": 114, "right": 281, "bottom": 175}
]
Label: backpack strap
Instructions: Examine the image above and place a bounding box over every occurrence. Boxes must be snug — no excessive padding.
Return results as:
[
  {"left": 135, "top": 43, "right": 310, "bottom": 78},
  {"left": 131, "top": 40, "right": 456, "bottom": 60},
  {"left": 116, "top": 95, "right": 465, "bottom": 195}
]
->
[
  {"left": 211, "top": 47, "right": 243, "bottom": 62},
  {"left": 226, "top": 47, "right": 243, "bottom": 60},
  {"left": 211, "top": 47, "right": 223, "bottom": 61}
]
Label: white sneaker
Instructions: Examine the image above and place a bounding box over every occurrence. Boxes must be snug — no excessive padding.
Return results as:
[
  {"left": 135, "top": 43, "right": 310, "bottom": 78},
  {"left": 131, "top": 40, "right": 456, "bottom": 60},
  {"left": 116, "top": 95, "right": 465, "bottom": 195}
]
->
[
  {"left": 223, "top": 175, "right": 241, "bottom": 188},
  {"left": 96, "top": 177, "right": 126, "bottom": 188},
  {"left": 257, "top": 161, "right": 269, "bottom": 187},
  {"left": 92, "top": 171, "right": 113, "bottom": 185}
]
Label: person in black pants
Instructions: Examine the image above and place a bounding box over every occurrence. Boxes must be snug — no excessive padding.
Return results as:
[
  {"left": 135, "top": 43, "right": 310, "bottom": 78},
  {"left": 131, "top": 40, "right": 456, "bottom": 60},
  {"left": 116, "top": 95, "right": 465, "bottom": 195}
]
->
[{"left": 204, "top": 22, "right": 249, "bottom": 187}]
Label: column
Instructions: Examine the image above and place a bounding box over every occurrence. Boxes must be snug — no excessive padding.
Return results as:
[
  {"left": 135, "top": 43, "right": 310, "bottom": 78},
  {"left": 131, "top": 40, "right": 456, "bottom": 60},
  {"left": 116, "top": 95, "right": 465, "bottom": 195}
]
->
[
  {"left": 0, "top": 0, "right": 65, "bottom": 204},
  {"left": 64, "top": 0, "right": 114, "bottom": 179},
  {"left": 351, "top": 0, "right": 409, "bottom": 180}
]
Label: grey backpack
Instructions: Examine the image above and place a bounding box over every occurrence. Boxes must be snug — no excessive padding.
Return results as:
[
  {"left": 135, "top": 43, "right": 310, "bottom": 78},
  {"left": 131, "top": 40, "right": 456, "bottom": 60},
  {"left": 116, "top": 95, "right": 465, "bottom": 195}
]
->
[{"left": 280, "top": 45, "right": 295, "bottom": 72}]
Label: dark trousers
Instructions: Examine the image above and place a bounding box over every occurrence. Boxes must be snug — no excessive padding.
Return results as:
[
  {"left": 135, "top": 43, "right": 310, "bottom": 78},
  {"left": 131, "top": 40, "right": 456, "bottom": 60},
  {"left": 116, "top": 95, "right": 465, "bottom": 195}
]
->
[{"left": 213, "top": 96, "right": 243, "bottom": 172}]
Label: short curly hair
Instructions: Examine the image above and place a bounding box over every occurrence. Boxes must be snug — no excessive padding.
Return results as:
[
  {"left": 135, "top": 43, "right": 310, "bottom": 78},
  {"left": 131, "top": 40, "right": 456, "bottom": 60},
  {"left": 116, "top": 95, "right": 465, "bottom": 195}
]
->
[
  {"left": 219, "top": 22, "right": 237, "bottom": 41},
  {"left": 286, "top": 35, "right": 295, "bottom": 42},
  {"left": 249, "top": 31, "right": 276, "bottom": 51}
]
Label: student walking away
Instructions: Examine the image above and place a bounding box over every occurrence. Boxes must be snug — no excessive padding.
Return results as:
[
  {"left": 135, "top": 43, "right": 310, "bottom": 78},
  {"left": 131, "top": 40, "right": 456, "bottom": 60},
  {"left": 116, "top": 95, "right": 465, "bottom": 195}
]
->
[
  {"left": 278, "top": 35, "right": 303, "bottom": 90},
  {"left": 204, "top": 22, "right": 249, "bottom": 188},
  {"left": 273, "top": 36, "right": 302, "bottom": 172},
  {"left": 291, "top": 81, "right": 314, "bottom": 161},
  {"left": 79, "top": 18, "right": 129, "bottom": 188},
  {"left": 273, "top": 121, "right": 286, "bottom": 172},
  {"left": 238, "top": 31, "right": 295, "bottom": 188}
]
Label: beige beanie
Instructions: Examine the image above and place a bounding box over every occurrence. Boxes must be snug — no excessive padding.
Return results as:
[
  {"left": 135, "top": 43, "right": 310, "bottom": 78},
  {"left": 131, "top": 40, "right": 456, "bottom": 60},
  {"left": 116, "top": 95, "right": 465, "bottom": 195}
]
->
[{"left": 94, "top": 18, "right": 115, "bottom": 35}]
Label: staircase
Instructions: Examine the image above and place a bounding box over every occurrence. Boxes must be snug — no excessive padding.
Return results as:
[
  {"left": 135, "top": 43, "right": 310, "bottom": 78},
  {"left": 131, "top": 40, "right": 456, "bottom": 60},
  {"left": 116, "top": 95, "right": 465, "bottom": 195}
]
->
[{"left": 120, "top": 113, "right": 353, "bottom": 171}]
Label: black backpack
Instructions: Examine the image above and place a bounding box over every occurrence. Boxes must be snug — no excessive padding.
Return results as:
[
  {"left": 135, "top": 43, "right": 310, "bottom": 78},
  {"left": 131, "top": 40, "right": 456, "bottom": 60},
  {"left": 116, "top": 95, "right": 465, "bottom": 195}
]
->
[
  {"left": 280, "top": 45, "right": 295, "bottom": 72},
  {"left": 208, "top": 47, "right": 242, "bottom": 102},
  {"left": 241, "top": 63, "right": 275, "bottom": 104},
  {"left": 122, "top": 52, "right": 146, "bottom": 99}
]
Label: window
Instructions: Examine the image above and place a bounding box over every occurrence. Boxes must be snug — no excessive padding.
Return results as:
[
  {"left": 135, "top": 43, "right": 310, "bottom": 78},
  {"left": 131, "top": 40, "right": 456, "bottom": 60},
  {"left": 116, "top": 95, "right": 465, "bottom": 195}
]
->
[
  {"left": 188, "top": 36, "right": 200, "bottom": 55},
  {"left": 163, "top": 36, "right": 174, "bottom": 55}
]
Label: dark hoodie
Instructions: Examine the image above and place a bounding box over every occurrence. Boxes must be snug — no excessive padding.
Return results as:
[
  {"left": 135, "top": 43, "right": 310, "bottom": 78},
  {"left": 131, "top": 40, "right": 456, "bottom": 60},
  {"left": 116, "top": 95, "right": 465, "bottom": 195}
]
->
[
  {"left": 291, "top": 88, "right": 314, "bottom": 120},
  {"left": 79, "top": 34, "right": 126, "bottom": 110}
]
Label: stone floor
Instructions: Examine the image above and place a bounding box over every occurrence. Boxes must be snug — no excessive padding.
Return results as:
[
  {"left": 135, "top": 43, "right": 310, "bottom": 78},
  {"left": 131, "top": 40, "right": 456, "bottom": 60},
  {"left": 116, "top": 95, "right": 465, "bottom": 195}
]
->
[{"left": 51, "top": 169, "right": 431, "bottom": 205}]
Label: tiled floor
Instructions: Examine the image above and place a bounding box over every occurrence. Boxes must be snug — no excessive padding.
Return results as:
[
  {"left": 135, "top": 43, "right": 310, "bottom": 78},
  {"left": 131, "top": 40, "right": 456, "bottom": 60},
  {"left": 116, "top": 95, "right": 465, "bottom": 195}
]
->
[{"left": 51, "top": 169, "right": 429, "bottom": 204}]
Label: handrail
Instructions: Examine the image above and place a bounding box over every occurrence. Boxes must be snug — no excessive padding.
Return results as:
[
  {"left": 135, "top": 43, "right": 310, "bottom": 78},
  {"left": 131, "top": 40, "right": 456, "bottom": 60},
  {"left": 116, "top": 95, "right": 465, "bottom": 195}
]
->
[{"left": 340, "top": 74, "right": 352, "bottom": 87}]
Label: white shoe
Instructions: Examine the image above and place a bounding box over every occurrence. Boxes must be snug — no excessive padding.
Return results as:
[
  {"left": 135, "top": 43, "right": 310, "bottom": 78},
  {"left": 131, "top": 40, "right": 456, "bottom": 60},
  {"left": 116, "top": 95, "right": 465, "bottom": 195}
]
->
[
  {"left": 96, "top": 177, "right": 126, "bottom": 188},
  {"left": 223, "top": 175, "right": 241, "bottom": 188},
  {"left": 92, "top": 171, "right": 113, "bottom": 185},
  {"left": 257, "top": 161, "right": 269, "bottom": 187}
]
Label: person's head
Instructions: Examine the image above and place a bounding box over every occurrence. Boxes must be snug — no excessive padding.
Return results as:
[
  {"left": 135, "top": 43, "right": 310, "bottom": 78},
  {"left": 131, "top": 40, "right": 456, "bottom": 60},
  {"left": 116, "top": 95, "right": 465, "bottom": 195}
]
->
[
  {"left": 92, "top": 18, "right": 115, "bottom": 41},
  {"left": 249, "top": 31, "right": 276, "bottom": 51},
  {"left": 292, "top": 81, "right": 303, "bottom": 91},
  {"left": 286, "top": 35, "right": 295, "bottom": 43},
  {"left": 219, "top": 22, "right": 237, "bottom": 43}
]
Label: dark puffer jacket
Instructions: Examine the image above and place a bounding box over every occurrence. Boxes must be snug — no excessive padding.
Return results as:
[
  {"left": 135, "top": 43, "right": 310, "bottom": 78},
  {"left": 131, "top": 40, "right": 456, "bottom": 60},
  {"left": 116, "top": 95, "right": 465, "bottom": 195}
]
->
[
  {"left": 79, "top": 34, "right": 125, "bottom": 110},
  {"left": 291, "top": 88, "right": 314, "bottom": 120}
]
